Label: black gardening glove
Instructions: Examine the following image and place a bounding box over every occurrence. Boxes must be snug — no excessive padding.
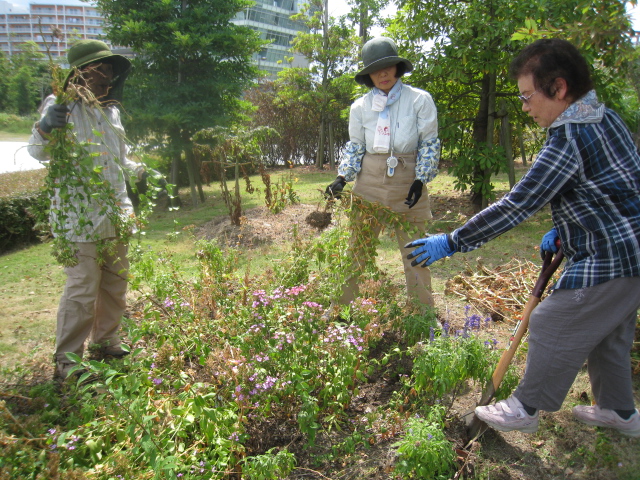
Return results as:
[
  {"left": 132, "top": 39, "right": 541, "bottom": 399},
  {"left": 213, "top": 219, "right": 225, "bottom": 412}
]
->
[
  {"left": 404, "top": 179, "right": 424, "bottom": 208},
  {"left": 137, "top": 169, "right": 168, "bottom": 196},
  {"left": 325, "top": 176, "right": 346, "bottom": 199},
  {"left": 148, "top": 169, "right": 168, "bottom": 188},
  {"left": 39, "top": 104, "right": 69, "bottom": 134}
]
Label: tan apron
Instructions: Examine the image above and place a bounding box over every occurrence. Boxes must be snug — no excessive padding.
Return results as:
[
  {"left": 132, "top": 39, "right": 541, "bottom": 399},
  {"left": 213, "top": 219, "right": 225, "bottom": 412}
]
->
[{"left": 340, "top": 152, "right": 434, "bottom": 306}]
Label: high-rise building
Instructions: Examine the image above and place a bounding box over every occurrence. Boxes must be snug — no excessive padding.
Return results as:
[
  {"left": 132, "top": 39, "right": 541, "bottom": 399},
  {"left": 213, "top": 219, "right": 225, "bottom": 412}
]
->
[
  {"left": 0, "top": 0, "right": 309, "bottom": 77},
  {"left": 0, "top": 0, "right": 108, "bottom": 58},
  {"left": 232, "top": 0, "right": 309, "bottom": 78}
]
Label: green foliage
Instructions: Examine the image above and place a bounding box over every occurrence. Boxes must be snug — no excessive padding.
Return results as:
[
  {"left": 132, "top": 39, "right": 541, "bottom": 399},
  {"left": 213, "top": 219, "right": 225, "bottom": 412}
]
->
[
  {"left": 401, "top": 306, "right": 439, "bottom": 346},
  {"left": 407, "top": 309, "right": 519, "bottom": 404},
  {"left": 393, "top": 406, "right": 456, "bottom": 479},
  {"left": 0, "top": 192, "right": 49, "bottom": 253},
  {"left": 344, "top": 0, "right": 391, "bottom": 40},
  {"left": 242, "top": 448, "right": 296, "bottom": 480},
  {"left": 0, "top": 42, "right": 50, "bottom": 115},
  {"left": 0, "top": 112, "right": 39, "bottom": 133},
  {"left": 449, "top": 143, "right": 508, "bottom": 201},
  {"left": 262, "top": 171, "right": 300, "bottom": 214},
  {"left": 390, "top": 0, "right": 639, "bottom": 202}
]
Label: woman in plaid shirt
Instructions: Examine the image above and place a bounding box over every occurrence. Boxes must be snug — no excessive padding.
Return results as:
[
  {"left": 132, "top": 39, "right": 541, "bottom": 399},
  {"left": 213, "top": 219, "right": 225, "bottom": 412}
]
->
[{"left": 406, "top": 39, "right": 640, "bottom": 437}]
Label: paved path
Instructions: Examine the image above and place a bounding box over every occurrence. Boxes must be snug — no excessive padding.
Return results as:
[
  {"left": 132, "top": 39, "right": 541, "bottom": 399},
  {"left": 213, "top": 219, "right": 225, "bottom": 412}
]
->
[{"left": 0, "top": 142, "right": 43, "bottom": 174}]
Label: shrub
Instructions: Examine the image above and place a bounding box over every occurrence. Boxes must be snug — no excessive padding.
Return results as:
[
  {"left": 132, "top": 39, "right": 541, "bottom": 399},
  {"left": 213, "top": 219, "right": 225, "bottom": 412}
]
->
[
  {"left": 393, "top": 406, "right": 456, "bottom": 479},
  {"left": 0, "top": 192, "right": 48, "bottom": 253},
  {"left": 0, "top": 112, "right": 38, "bottom": 134}
]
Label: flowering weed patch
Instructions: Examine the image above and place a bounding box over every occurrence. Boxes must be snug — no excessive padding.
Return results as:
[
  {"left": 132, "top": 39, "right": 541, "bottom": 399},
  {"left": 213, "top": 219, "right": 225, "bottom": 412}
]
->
[{"left": 1, "top": 202, "right": 519, "bottom": 479}]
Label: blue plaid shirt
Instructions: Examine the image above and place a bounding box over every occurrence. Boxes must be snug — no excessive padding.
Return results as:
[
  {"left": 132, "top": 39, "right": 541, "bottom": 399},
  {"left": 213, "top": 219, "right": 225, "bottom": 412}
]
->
[{"left": 451, "top": 91, "right": 640, "bottom": 290}]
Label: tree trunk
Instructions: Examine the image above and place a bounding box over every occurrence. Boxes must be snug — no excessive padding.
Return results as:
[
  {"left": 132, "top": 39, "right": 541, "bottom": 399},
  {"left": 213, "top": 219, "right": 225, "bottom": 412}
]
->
[
  {"left": 516, "top": 123, "right": 527, "bottom": 167},
  {"left": 471, "top": 74, "right": 491, "bottom": 212},
  {"left": 482, "top": 74, "right": 497, "bottom": 209},
  {"left": 315, "top": 0, "right": 330, "bottom": 170},
  {"left": 359, "top": 4, "right": 368, "bottom": 41},
  {"left": 316, "top": 120, "right": 325, "bottom": 168},
  {"left": 194, "top": 154, "right": 205, "bottom": 203},
  {"left": 184, "top": 148, "right": 199, "bottom": 207},
  {"left": 499, "top": 100, "right": 515, "bottom": 188},
  {"left": 328, "top": 120, "right": 335, "bottom": 169},
  {"left": 170, "top": 153, "right": 181, "bottom": 208}
]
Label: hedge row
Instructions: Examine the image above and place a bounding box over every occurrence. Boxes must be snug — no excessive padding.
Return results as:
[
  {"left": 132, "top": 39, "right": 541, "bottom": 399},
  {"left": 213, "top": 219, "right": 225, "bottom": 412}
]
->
[{"left": 0, "top": 192, "right": 49, "bottom": 254}]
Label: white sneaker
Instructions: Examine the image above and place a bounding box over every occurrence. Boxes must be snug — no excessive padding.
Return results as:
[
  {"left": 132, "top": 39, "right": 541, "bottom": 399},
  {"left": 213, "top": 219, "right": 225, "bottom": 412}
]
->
[
  {"left": 475, "top": 396, "right": 539, "bottom": 433},
  {"left": 572, "top": 405, "right": 640, "bottom": 437}
]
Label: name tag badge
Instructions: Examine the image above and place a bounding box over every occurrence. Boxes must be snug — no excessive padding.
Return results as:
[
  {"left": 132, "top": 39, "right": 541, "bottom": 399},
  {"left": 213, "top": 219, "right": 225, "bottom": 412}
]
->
[{"left": 386, "top": 156, "right": 398, "bottom": 177}]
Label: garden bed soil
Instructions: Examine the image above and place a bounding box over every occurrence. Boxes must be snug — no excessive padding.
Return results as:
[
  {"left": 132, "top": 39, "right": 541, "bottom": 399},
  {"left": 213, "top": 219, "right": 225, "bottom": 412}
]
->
[{"left": 193, "top": 186, "right": 478, "bottom": 249}]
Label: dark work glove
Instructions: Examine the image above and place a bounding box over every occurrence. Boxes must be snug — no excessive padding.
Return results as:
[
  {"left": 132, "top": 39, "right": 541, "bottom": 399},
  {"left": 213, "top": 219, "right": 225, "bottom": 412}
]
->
[
  {"left": 138, "top": 169, "right": 168, "bottom": 194},
  {"left": 405, "top": 233, "right": 456, "bottom": 267},
  {"left": 148, "top": 169, "right": 167, "bottom": 188},
  {"left": 325, "top": 176, "right": 346, "bottom": 198},
  {"left": 540, "top": 227, "right": 559, "bottom": 260},
  {"left": 404, "top": 179, "right": 424, "bottom": 208},
  {"left": 39, "top": 104, "right": 69, "bottom": 134}
]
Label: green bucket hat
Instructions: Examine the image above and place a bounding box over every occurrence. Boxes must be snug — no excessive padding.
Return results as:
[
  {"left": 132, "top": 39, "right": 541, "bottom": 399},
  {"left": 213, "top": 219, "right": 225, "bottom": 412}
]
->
[
  {"left": 64, "top": 39, "right": 131, "bottom": 88},
  {"left": 354, "top": 37, "right": 413, "bottom": 85}
]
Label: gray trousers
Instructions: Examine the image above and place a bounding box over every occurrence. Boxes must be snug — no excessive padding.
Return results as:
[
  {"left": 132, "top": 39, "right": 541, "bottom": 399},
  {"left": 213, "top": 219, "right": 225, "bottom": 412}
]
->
[
  {"left": 55, "top": 241, "right": 128, "bottom": 363},
  {"left": 514, "top": 276, "right": 640, "bottom": 412}
]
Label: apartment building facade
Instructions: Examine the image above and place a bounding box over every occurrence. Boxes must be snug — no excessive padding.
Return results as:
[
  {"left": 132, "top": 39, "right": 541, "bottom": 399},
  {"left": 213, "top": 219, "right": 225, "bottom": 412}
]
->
[{"left": 0, "top": 1, "right": 107, "bottom": 58}]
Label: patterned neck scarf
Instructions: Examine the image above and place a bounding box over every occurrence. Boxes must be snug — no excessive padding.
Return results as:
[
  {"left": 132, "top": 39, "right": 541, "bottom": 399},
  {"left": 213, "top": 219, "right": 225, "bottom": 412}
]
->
[{"left": 371, "top": 80, "right": 403, "bottom": 153}]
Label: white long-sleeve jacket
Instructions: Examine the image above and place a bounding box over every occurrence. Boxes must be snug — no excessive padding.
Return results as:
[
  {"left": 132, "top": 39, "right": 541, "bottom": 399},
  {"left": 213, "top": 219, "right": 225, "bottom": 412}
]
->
[{"left": 29, "top": 94, "right": 144, "bottom": 241}]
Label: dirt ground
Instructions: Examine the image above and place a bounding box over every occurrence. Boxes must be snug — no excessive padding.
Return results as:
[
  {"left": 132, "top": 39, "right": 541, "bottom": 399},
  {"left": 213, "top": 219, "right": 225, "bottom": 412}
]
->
[
  {"left": 193, "top": 187, "right": 478, "bottom": 248},
  {"left": 192, "top": 196, "right": 640, "bottom": 480}
]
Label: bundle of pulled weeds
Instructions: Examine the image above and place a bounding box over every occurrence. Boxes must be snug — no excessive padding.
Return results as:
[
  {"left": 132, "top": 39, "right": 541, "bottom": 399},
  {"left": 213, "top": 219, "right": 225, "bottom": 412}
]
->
[{"left": 444, "top": 256, "right": 560, "bottom": 322}]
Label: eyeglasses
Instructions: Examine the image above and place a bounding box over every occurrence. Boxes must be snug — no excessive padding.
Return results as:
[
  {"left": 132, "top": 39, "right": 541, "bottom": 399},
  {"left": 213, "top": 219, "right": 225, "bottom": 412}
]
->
[{"left": 517, "top": 90, "right": 539, "bottom": 104}]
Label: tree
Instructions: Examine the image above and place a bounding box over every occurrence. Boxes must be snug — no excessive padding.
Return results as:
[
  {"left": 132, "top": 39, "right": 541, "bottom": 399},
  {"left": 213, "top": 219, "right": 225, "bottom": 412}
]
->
[
  {"left": 291, "top": 0, "right": 360, "bottom": 169},
  {"left": 345, "top": 0, "right": 389, "bottom": 42},
  {"left": 5, "top": 42, "right": 48, "bottom": 115},
  {"left": 245, "top": 67, "right": 352, "bottom": 168},
  {"left": 193, "top": 125, "right": 279, "bottom": 225},
  {"left": 391, "top": 0, "right": 639, "bottom": 209},
  {"left": 0, "top": 52, "right": 12, "bottom": 112},
  {"left": 93, "top": 0, "right": 263, "bottom": 207}
]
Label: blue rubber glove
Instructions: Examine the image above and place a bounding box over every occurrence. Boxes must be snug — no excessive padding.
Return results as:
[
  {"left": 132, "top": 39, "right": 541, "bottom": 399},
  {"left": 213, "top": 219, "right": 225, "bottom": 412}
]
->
[
  {"left": 540, "top": 227, "right": 559, "bottom": 260},
  {"left": 405, "top": 233, "right": 456, "bottom": 267},
  {"left": 39, "top": 104, "right": 69, "bottom": 133}
]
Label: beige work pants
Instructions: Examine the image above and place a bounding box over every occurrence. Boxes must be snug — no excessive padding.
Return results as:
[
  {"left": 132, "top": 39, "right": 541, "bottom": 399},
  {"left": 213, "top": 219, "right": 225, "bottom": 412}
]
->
[
  {"left": 339, "top": 152, "right": 434, "bottom": 307},
  {"left": 54, "top": 241, "right": 129, "bottom": 363}
]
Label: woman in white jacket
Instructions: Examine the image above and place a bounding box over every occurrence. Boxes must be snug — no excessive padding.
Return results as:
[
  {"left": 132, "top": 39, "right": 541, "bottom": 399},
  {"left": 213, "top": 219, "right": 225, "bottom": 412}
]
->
[
  {"left": 325, "top": 36, "right": 441, "bottom": 309},
  {"left": 28, "top": 40, "right": 145, "bottom": 380}
]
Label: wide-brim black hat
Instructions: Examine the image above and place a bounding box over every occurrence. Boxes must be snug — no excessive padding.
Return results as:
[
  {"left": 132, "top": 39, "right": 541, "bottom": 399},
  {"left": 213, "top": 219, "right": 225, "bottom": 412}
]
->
[{"left": 354, "top": 37, "right": 413, "bottom": 85}]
